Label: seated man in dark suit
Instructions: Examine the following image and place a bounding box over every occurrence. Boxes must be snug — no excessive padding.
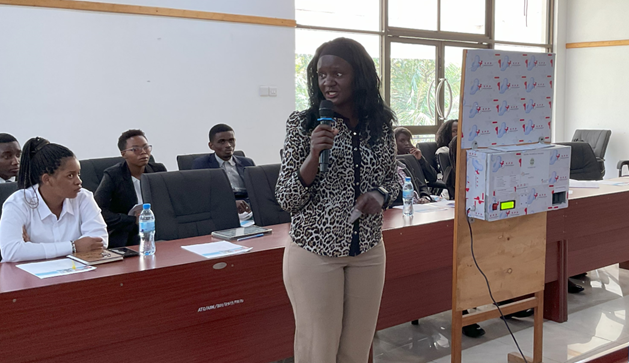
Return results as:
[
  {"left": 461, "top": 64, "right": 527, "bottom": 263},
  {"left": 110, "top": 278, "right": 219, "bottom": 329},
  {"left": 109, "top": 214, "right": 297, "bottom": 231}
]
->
[
  {"left": 192, "top": 124, "right": 255, "bottom": 214},
  {"left": 94, "top": 130, "right": 166, "bottom": 248},
  {"left": 394, "top": 127, "right": 437, "bottom": 184},
  {"left": 0, "top": 133, "right": 21, "bottom": 183}
]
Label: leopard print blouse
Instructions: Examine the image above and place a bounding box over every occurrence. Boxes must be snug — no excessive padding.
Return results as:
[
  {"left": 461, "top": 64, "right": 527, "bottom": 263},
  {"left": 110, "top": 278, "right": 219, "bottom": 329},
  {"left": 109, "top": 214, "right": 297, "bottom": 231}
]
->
[{"left": 275, "top": 110, "right": 400, "bottom": 257}]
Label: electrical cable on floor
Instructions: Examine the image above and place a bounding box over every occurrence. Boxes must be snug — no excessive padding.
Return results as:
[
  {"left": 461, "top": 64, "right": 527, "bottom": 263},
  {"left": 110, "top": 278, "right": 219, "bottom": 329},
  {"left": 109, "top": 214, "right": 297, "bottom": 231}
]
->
[{"left": 465, "top": 209, "right": 529, "bottom": 363}]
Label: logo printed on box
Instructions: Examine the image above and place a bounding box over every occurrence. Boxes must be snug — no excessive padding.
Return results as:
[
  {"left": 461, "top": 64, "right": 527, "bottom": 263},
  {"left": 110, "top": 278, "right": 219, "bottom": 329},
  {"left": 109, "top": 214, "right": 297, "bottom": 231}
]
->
[
  {"left": 524, "top": 77, "right": 537, "bottom": 92},
  {"left": 497, "top": 78, "right": 511, "bottom": 93}
]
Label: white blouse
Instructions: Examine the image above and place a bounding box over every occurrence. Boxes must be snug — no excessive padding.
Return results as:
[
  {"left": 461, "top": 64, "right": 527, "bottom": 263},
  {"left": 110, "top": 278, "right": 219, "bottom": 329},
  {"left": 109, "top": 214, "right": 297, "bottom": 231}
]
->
[{"left": 0, "top": 185, "right": 108, "bottom": 262}]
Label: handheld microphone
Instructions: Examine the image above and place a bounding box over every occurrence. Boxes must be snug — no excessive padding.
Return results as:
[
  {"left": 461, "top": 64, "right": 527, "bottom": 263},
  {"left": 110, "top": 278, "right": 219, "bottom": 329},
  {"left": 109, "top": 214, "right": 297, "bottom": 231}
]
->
[{"left": 318, "top": 100, "right": 335, "bottom": 173}]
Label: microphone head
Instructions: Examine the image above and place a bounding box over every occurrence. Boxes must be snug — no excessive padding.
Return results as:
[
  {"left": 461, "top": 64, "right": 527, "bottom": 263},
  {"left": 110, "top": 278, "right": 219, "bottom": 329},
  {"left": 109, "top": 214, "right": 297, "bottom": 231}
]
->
[{"left": 319, "top": 100, "right": 335, "bottom": 118}]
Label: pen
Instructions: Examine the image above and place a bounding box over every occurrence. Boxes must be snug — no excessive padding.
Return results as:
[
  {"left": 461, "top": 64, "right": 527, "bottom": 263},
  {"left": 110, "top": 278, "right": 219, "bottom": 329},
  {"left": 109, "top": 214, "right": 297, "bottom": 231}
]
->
[
  {"left": 71, "top": 261, "right": 76, "bottom": 270},
  {"left": 237, "top": 233, "right": 264, "bottom": 242}
]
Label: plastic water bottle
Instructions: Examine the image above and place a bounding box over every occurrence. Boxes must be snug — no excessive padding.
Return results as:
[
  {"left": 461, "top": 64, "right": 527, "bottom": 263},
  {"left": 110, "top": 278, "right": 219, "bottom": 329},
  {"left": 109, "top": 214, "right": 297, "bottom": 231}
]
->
[
  {"left": 139, "top": 203, "right": 156, "bottom": 256},
  {"left": 402, "top": 177, "right": 414, "bottom": 217}
]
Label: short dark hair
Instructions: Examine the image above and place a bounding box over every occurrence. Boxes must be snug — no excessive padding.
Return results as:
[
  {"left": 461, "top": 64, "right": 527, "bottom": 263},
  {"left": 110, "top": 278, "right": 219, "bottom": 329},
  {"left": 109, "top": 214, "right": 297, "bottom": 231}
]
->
[
  {"left": 0, "top": 133, "right": 18, "bottom": 144},
  {"left": 209, "top": 124, "right": 234, "bottom": 142},
  {"left": 118, "top": 129, "right": 147, "bottom": 151},
  {"left": 394, "top": 127, "right": 412, "bottom": 140},
  {"left": 436, "top": 119, "right": 458, "bottom": 148},
  {"left": 18, "top": 137, "right": 75, "bottom": 190}
]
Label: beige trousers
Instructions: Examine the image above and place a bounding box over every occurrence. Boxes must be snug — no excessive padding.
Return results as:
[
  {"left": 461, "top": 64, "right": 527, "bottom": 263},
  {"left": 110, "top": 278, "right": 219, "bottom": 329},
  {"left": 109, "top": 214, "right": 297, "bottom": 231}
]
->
[{"left": 283, "top": 241, "right": 386, "bottom": 363}]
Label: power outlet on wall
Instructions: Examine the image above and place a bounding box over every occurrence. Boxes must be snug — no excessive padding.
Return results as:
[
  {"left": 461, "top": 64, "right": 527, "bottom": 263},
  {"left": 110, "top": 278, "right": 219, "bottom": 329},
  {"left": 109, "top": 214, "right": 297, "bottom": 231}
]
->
[{"left": 269, "top": 87, "right": 278, "bottom": 97}]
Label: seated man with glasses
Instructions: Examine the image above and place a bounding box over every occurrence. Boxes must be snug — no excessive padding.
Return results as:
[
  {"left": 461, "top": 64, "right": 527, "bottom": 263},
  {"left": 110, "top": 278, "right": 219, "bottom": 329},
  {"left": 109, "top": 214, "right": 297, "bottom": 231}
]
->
[
  {"left": 95, "top": 129, "right": 166, "bottom": 247},
  {"left": 192, "top": 124, "right": 255, "bottom": 215}
]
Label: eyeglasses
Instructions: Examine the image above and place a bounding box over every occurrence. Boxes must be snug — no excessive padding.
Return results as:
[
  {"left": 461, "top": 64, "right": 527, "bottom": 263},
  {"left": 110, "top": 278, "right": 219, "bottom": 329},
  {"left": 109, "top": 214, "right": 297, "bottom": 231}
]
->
[{"left": 123, "top": 145, "right": 152, "bottom": 155}]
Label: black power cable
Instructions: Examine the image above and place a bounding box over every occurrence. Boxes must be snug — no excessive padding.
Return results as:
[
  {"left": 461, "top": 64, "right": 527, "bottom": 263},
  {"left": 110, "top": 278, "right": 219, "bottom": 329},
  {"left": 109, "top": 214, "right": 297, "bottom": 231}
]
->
[{"left": 465, "top": 209, "right": 529, "bottom": 363}]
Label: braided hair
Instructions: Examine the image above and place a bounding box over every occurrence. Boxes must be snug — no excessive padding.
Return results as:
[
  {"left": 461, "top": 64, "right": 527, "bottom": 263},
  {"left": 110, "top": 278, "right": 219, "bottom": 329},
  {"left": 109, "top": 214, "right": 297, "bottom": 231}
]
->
[{"left": 17, "top": 137, "right": 75, "bottom": 190}]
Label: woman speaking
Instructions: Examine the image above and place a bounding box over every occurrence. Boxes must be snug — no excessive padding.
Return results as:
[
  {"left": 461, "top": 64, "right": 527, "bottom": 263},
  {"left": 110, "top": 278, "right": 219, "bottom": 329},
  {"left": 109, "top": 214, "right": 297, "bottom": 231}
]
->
[{"left": 276, "top": 38, "right": 399, "bottom": 362}]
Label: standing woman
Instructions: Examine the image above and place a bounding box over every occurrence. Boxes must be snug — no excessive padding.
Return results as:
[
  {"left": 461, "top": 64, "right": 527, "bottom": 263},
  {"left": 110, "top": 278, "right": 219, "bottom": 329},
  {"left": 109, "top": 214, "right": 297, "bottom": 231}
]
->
[
  {"left": 276, "top": 38, "right": 400, "bottom": 362},
  {"left": 0, "top": 137, "right": 107, "bottom": 262}
]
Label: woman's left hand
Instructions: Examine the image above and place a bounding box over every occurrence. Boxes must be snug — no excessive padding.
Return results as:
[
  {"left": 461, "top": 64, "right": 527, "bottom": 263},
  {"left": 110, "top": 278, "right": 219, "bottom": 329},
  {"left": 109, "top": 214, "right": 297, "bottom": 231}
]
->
[
  {"left": 22, "top": 226, "right": 30, "bottom": 242},
  {"left": 354, "top": 191, "right": 384, "bottom": 215},
  {"left": 417, "top": 196, "right": 432, "bottom": 204}
]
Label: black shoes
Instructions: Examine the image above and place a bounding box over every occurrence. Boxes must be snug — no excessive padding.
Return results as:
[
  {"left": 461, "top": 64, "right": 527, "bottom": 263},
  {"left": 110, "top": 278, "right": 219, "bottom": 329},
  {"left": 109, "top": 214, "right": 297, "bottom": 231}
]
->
[
  {"left": 503, "top": 308, "right": 535, "bottom": 319},
  {"left": 462, "top": 323, "right": 486, "bottom": 338},
  {"left": 568, "top": 280, "right": 584, "bottom": 294},
  {"left": 410, "top": 319, "right": 486, "bottom": 339}
]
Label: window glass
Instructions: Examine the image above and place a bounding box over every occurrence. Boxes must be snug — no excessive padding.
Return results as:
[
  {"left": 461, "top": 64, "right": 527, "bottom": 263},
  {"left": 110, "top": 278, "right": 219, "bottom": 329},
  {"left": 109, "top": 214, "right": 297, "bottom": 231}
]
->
[
  {"left": 296, "top": 0, "right": 380, "bottom": 31},
  {"left": 441, "top": 0, "right": 485, "bottom": 34},
  {"left": 412, "top": 134, "right": 436, "bottom": 144},
  {"left": 390, "top": 43, "right": 437, "bottom": 126},
  {"left": 388, "top": 0, "right": 437, "bottom": 31},
  {"left": 495, "top": 0, "right": 548, "bottom": 43},
  {"left": 442, "top": 46, "right": 471, "bottom": 122},
  {"left": 295, "top": 29, "right": 380, "bottom": 111},
  {"left": 494, "top": 44, "right": 548, "bottom": 53}
]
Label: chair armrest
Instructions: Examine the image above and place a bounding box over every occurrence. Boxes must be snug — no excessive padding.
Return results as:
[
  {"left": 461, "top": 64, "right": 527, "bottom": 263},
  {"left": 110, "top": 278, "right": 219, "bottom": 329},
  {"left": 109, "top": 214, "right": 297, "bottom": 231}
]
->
[
  {"left": 617, "top": 160, "right": 629, "bottom": 177},
  {"left": 428, "top": 181, "right": 447, "bottom": 189}
]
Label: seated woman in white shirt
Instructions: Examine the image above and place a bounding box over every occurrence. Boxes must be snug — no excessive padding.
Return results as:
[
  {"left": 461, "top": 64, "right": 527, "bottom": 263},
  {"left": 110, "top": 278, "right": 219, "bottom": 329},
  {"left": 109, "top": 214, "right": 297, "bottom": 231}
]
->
[{"left": 0, "top": 137, "right": 107, "bottom": 262}]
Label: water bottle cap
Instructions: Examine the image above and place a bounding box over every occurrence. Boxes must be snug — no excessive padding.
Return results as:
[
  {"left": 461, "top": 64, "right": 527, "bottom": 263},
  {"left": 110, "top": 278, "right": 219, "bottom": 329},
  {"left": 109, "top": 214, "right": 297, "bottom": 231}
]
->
[
  {"left": 143, "top": 203, "right": 151, "bottom": 210},
  {"left": 405, "top": 177, "right": 411, "bottom": 182}
]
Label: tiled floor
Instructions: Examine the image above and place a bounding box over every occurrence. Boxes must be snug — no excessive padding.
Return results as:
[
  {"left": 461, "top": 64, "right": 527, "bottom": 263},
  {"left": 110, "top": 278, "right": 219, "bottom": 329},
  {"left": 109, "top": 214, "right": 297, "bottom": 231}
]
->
[{"left": 274, "top": 264, "right": 629, "bottom": 363}]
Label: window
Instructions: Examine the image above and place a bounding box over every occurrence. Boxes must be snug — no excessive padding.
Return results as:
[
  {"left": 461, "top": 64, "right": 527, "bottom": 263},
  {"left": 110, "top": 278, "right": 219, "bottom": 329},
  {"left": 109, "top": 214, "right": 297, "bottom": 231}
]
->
[
  {"left": 296, "top": 0, "right": 553, "bottom": 139},
  {"left": 389, "top": 43, "right": 436, "bottom": 127},
  {"left": 389, "top": 0, "right": 438, "bottom": 30},
  {"left": 295, "top": 0, "right": 380, "bottom": 31},
  {"left": 441, "top": 0, "right": 486, "bottom": 34},
  {"left": 495, "top": 0, "right": 549, "bottom": 44}
]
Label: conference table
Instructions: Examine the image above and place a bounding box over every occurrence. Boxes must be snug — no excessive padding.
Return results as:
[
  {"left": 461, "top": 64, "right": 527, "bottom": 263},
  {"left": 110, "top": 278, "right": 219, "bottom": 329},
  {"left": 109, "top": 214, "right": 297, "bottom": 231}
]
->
[{"left": 2, "top": 180, "right": 629, "bottom": 362}]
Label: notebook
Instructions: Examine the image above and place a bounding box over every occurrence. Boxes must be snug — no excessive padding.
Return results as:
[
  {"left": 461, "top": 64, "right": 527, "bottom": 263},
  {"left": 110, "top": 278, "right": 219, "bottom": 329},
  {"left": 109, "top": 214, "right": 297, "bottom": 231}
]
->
[
  {"left": 211, "top": 226, "right": 272, "bottom": 241},
  {"left": 67, "top": 249, "right": 124, "bottom": 266}
]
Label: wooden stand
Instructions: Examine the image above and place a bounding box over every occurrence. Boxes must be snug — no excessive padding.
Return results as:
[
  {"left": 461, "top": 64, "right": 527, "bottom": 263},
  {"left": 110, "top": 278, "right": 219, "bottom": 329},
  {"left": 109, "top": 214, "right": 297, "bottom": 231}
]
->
[{"left": 451, "top": 50, "right": 546, "bottom": 363}]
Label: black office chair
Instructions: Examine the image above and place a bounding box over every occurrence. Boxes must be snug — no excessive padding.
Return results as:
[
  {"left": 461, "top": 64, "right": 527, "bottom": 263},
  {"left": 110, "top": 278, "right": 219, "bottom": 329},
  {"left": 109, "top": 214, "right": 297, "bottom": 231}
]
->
[
  {"left": 80, "top": 157, "right": 124, "bottom": 192},
  {"left": 243, "top": 164, "right": 291, "bottom": 226},
  {"left": 436, "top": 151, "right": 451, "bottom": 175},
  {"left": 0, "top": 182, "right": 18, "bottom": 219},
  {"left": 556, "top": 142, "right": 602, "bottom": 181},
  {"left": 572, "top": 129, "right": 611, "bottom": 177},
  {"left": 176, "top": 151, "right": 246, "bottom": 170},
  {"left": 618, "top": 161, "right": 629, "bottom": 177},
  {"left": 415, "top": 141, "right": 447, "bottom": 192},
  {"left": 416, "top": 142, "right": 439, "bottom": 172},
  {"left": 80, "top": 155, "right": 156, "bottom": 192},
  {"left": 141, "top": 169, "right": 240, "bottom": 241}
]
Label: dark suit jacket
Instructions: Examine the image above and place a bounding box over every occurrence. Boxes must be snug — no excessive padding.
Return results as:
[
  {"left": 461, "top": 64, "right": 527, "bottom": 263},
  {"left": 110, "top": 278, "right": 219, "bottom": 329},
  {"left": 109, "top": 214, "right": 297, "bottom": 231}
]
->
[
  {"left": 191, "top": 153, "right": 255, "bottom": 198},
  {"left": 94, "top": 161, "right": 166, "bottom": 247}
]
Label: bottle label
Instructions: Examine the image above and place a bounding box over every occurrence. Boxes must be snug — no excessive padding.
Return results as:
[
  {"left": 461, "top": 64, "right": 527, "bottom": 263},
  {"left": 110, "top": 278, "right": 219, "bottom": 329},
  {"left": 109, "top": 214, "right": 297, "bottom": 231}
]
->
[
  {"left": 140, "top": 221, "right": 155, "bottom": 233},
  {"left": 403, "top": 190, "right": 413, "bottom": 199}
]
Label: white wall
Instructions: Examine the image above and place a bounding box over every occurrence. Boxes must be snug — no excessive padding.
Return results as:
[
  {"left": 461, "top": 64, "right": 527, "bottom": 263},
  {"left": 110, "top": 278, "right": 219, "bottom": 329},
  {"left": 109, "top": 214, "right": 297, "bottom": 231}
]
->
[
  {"left": 559, "top": 0, "right": 629, "bottom": 178},
  {"left": 0, "top": 1, "right": 295, "bottom": 171},
  {"left": 551, "top": 0, "right": 567, "bottom": 143}
]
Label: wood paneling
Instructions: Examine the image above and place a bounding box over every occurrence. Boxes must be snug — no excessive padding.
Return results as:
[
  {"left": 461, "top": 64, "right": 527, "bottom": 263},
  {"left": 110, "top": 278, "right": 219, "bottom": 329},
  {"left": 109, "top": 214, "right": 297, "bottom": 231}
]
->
[
  {"left": 0, "top": 0, "right": 297, "bottom": 28},
  {"left": 567, "top": 40, "right": 629, "bottom": 49}
]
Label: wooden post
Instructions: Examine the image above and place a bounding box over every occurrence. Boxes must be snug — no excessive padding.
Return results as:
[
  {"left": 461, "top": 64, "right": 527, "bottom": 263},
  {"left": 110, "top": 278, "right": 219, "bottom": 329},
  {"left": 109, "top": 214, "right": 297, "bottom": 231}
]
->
[{"left": 452, "top": 49, "right": 551, "bottom": 363}]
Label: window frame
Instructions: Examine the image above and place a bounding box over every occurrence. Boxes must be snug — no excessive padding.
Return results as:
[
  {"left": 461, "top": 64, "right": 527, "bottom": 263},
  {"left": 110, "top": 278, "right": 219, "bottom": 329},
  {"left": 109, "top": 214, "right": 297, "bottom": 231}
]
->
[{"left": 295, "top": 0, "right": 554, "bottom": 137}]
